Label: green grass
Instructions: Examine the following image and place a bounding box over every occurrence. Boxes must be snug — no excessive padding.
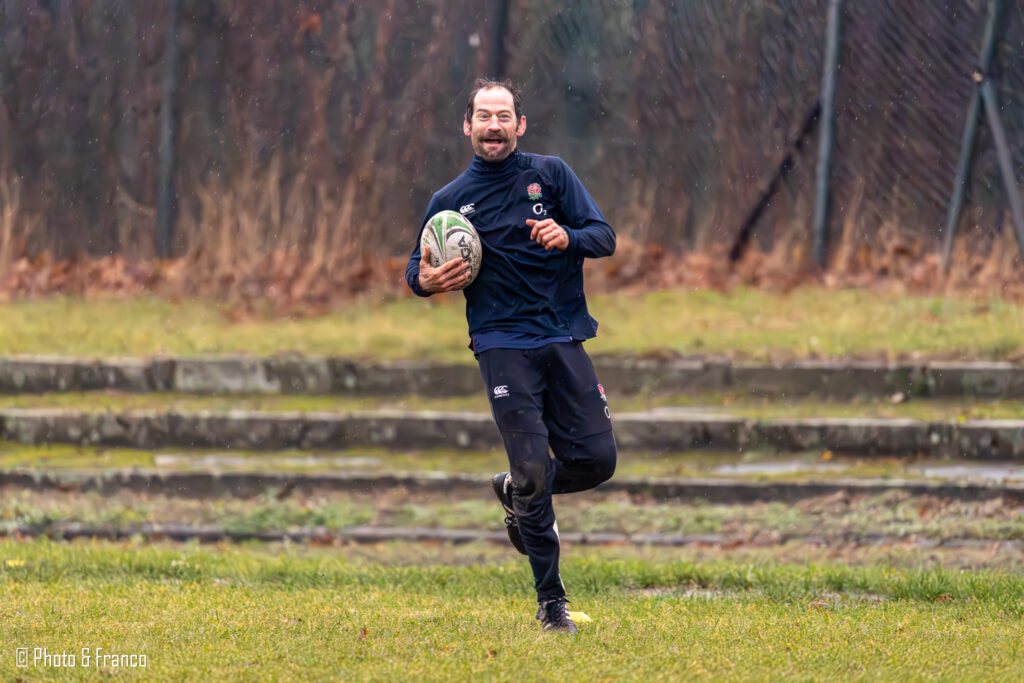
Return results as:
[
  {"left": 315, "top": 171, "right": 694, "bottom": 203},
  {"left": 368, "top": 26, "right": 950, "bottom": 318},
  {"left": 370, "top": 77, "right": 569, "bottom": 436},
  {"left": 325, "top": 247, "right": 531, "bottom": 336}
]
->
[
  {"left": 0, "top": 443, "right": 163, "bottom": 470},
  {"left": 0, "top": 289, "right": 1022, "bottom": 360},
  {"left": 2, "top": 291, "right": 1022, "bottom": 679},
  {"left": 5, "top": 488, "right": 1024, "bottom": 543},
  {"left": 1, "top": 539, "right": 1024, "bottom": 679},
  {"left": 6, "top": 441, "right": 1019, "bottom": 485},
  {"left": 590, "top": 287, "right": 1024, "bottom": 361},
  {"left": 0, "top": 441, "right": 986, "bottom": 483},
  {"left": 3, "top": 390, "right": 1024, "bottom": 423}
]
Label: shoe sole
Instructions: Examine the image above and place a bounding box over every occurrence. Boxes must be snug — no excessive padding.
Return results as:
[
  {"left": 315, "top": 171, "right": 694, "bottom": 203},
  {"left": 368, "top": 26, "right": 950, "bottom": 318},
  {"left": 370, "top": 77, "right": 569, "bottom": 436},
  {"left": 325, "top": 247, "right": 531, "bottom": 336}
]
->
[{"left": 492, "top": 473, "right": 528, "bottom": 556}]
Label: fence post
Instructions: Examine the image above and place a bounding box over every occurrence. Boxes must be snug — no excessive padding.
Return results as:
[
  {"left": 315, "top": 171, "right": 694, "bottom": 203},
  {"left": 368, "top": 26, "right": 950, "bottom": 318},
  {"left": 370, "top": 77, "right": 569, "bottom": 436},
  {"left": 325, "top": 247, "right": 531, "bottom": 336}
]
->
[
  {"left": 489, "top": 0, "right": 510, "bottom": 79},
  {"left": 979, "top": 79, "right": 1024, "bottom": 264},
  {"left": 811, "top": 0, "right": 842, "bottom": 268},
  {"left": 156, "top": 0, "right": 182, "bottom": 259},
  {"left": 940, "top": 0, "right": 1003, "bottom": 271}
]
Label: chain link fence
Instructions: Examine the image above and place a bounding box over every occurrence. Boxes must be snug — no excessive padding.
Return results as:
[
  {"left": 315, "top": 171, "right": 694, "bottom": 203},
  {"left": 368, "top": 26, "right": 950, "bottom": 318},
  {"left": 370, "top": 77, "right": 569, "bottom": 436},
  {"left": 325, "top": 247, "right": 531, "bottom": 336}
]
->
[{"left": 0, "top": 0, "right": 1021, "bottom": 266}]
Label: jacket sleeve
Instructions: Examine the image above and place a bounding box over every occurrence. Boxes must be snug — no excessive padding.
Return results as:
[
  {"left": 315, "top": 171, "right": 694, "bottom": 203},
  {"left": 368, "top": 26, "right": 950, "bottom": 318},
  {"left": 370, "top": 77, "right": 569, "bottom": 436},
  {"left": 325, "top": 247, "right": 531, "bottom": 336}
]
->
[
  {"left": 405, "top": 194, "right": 442, "bottom": 297},
  {"left": 551, "top": 159, "right": 616, "bottom": 259}
]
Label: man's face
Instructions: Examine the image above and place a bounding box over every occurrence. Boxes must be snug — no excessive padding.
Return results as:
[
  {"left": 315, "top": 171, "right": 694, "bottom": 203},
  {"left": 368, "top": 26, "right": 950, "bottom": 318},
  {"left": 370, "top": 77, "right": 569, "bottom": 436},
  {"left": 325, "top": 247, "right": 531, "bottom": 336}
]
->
[{"left": 464, "top": 87, "right": 526, "bottom": 162}]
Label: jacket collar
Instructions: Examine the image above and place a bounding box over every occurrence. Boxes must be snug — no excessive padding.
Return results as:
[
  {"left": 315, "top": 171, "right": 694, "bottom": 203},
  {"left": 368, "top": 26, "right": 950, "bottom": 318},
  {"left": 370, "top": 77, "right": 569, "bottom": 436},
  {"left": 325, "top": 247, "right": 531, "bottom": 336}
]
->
[{"left": 469, "top": 149, "right": 521, "bottom": 176}]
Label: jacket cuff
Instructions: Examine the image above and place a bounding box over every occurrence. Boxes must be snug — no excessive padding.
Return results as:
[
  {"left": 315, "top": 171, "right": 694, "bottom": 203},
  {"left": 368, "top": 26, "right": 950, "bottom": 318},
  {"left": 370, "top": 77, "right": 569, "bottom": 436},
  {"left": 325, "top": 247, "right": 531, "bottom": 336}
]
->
[
  {"left": 562, "top": 226, "right": 577, "bottom": 254},
  {"left": 408, "top": 269, "right": 432, "bottom": 297}
]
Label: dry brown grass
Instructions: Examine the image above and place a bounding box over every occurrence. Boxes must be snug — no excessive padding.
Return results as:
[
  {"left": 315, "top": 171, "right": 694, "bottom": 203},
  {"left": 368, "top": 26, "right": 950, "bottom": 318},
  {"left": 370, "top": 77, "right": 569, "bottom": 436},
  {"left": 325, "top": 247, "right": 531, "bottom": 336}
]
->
[
  {"left": 0, "top": 227, "right": 1020, "bottom": 319},
  {"left": 0, "top": 173, "right": 41, "bottom": 274},
  {"left": 2, "top": 161, "right": 1024, "bottom": 316}
]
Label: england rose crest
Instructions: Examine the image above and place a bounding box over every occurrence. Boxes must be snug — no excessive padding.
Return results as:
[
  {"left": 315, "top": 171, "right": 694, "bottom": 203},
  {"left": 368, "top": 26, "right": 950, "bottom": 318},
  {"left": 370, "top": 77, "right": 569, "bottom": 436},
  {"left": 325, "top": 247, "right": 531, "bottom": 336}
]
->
[{"left": 527, "top": 183, "right": 542, "bottom": 200}]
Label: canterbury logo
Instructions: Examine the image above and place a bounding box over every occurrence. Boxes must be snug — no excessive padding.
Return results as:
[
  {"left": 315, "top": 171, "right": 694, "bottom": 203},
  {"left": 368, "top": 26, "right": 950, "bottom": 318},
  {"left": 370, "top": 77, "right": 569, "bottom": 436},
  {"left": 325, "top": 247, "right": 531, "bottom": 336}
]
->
[
  {"left": 493, "top": 385, "right": 509, "bottom": 397},
  {"left": 459, "top": 203, "right": 476, "bottom": 215}
]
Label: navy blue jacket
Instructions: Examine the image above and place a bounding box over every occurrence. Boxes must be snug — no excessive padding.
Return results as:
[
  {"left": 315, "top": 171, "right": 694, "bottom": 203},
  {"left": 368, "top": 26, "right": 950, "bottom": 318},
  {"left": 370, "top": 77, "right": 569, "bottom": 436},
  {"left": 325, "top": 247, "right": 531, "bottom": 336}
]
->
[{"left": 405, "top": 150, "right": 616, "bottom": 348}]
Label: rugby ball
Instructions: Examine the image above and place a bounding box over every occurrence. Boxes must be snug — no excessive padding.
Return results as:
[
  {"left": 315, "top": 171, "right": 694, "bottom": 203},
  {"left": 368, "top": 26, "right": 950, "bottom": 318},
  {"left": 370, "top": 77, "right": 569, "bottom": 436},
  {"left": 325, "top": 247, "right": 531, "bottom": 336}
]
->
[{"left": 420, "top": 210, "right": 482, "bottom": 288}]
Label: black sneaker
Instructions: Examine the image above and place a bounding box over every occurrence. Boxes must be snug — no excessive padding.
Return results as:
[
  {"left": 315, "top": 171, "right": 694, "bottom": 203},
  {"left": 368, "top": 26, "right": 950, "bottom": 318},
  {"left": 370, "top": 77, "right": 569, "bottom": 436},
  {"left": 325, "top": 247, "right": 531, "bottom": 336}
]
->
[
  {"left": 492, "top": 472, "right": 527, "bottom": 555},
  {"left": 536, "top": 598, "right": 578, "bottom": 634}
]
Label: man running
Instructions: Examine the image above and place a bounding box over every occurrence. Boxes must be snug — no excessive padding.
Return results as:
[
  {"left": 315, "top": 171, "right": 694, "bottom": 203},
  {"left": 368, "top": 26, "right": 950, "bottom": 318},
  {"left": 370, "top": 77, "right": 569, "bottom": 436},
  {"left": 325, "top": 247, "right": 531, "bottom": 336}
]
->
[{"left": 405, "top": 78, "right": 617, "bottom": 634}]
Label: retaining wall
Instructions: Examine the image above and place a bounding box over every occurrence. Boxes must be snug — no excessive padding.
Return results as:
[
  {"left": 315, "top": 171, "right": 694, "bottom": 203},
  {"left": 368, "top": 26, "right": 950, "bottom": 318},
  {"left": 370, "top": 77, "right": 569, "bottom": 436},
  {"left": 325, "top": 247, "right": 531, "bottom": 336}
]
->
[{"left": 1, "top": 355, "right": 1023, "bottom": 398}]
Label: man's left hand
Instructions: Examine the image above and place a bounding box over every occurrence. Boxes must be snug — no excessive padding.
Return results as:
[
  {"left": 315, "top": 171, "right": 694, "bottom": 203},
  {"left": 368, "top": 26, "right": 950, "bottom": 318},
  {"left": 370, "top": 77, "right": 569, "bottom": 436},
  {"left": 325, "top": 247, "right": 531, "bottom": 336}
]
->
[{"left": 527, "top": 219, "right": 568, "bottom": 251}]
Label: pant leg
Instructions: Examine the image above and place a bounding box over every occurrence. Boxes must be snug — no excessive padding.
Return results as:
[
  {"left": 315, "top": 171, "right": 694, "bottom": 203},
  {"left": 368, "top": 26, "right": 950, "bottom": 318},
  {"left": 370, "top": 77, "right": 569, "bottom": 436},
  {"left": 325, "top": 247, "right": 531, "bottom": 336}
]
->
[
  {"left": 477, "top": 347, "right": 565, "bottom": 602},
  {"left": 500, "top": 430, "right": 565, "bottom": 602},
  {"left": 539, "top": 342, "right": 618, "bottom": 494},
  {"left": 550, "top": 430, "right": 617, "bottom": 495}
]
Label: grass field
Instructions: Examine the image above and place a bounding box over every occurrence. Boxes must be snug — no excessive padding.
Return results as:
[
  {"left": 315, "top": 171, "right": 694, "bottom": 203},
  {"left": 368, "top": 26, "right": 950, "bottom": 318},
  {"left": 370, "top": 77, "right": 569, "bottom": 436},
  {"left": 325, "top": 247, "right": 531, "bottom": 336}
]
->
[
  {"left": 3, "top": 539, "right": 1024, "bottom": 680},
  {"left": 0, "top": 288, "right": 1021, "bottom": 360},
  {"left": 4, "top": 286, "right": 1024, "bottom": 679},
  {"left": 0, "top": 441, "right": 965, "bottom": 482},
  {"left": 1, "top": 390, "right": 1022, "bottom": 422},
  {"left": 6, "top": 486, "right": 1024, "bottom": 542}
]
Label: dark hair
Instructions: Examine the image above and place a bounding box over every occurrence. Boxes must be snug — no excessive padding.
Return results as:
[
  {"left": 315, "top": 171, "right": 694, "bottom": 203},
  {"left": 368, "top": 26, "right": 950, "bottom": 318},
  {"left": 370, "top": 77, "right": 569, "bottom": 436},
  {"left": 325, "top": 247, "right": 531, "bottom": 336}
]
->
[{"left": 465, "top": 78, "right": 523, "bottom": 122}]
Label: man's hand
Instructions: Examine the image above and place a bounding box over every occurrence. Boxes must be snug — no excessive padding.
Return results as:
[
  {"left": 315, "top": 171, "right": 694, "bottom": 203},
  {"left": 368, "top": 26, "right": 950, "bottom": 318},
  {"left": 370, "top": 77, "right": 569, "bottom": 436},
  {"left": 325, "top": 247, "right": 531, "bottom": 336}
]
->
[
  {"left": 418, "top": 245, "right": 472, "bottom": 293},
  {"left": 527, "top": 219, "right": 568, "bottom": 251}
]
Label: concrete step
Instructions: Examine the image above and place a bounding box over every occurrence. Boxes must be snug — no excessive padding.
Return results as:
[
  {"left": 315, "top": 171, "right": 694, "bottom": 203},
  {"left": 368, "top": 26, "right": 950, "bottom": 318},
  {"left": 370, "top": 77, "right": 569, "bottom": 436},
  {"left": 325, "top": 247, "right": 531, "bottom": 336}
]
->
[
  {"left": 1, "top": 354, "right": 1022, "bottom": 399},
  {"left": 1, "top": 407, "right": 1022, "bottom": 457}
]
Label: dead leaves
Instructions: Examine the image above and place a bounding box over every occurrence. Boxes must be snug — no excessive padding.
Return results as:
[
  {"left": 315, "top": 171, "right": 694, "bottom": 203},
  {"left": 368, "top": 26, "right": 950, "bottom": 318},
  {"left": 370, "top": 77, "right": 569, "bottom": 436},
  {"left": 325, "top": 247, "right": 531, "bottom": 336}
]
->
[
  {"left": 0, "top": 248, "right": 408, "bottom": 319},
  {"left": 586, "top": 233, "right": 1024, "bottom": 302},
  {"left": 2, "top": 231, "right": 1024, "bottom": 318}
]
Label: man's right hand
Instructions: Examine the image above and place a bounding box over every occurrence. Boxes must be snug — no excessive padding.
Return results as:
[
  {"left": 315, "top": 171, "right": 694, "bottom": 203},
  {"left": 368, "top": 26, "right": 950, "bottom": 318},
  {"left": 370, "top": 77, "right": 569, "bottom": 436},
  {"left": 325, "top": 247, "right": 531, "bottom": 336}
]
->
[{"left": 418, "top": 245, "right": 472, "bottom": 293}]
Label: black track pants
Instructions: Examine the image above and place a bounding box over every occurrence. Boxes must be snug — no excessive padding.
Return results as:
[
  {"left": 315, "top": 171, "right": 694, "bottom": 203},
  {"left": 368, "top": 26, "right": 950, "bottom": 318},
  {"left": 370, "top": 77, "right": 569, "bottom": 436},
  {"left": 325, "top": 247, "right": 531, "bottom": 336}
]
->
[{"left": 477, "top": 342, "right": 617, "bottom": 602}]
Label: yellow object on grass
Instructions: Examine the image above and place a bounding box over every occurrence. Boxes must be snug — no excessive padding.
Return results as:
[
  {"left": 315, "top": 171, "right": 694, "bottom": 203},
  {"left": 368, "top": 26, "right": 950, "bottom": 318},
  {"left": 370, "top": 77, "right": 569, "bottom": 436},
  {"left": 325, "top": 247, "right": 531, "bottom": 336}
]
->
[{"left": 568, "top": 611, "right": 592, "bottom": 623}]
